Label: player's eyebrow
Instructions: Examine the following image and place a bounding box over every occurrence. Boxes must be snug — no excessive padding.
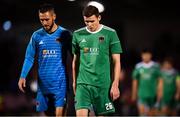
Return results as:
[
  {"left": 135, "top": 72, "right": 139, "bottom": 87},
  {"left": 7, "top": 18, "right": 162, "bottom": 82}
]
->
[{"left": 85, "top": 20, "right": 94, "bottom": 22}]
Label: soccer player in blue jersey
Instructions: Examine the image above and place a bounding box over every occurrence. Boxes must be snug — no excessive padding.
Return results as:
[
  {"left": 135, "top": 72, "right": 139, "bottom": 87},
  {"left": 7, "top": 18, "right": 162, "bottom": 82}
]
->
[{"left": 18, "top": 3, "right": 71, "bottom": 116}]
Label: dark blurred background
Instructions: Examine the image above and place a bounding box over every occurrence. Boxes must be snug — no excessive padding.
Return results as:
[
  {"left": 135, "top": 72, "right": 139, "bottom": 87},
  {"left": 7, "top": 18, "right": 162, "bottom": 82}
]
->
[{"left": 0, "top": 0, "right": 180, "bottom": 115}]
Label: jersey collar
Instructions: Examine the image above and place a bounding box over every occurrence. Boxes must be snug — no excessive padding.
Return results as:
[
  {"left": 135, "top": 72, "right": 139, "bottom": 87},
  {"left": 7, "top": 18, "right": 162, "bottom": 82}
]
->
[
  {"left": 86, "top": 25, "right": 103, "bottom": 34},
  {"left": 142, "top": 61, "right": 154, "bottom": 68}
]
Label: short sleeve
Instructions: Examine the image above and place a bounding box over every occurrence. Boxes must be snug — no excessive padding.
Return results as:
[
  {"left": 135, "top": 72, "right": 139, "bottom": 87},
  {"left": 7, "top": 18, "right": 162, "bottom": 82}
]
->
[
  {"left": 176, "top": 74, "right": 180, "bottom": 80},
  {"left": 110, "top": 31, "right": 123, "bottom": 54},
  {"left": 132, "top": 67, "right": 139, "bottom": 80},
  {"left": 61, "top": 30, "right": 72, "bottom": 53},
  {"left": 72, "top": 32, "right": 79, "bottom": 54},
  {"left": 156, "top": 64, "right": 162, "bottom": 79}
]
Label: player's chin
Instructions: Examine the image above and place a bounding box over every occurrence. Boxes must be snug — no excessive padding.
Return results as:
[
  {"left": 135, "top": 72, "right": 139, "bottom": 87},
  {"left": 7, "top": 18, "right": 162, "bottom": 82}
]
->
[
  {"left": 90, "top": 28, "right": 95, "bottom": 32},
  {"left": 43, "top": 26, "right": 50, "bottom": 31}
]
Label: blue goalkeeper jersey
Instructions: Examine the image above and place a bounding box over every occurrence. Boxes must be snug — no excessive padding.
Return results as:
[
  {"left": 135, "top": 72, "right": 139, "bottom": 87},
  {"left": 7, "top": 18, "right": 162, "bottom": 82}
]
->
[{"left": 20, "top": 26, "right": 71, "bottom": 94}]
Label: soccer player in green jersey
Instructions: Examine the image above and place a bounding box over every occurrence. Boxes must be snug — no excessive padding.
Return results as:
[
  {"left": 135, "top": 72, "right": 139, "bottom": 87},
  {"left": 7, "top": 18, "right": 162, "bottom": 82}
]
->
[
  {"left": 131, "top": 49, "right": 163, "bottom": 116},
  {"left": 160, "top": 57, "right": 180, "bottom": 115},
  {"left": 176, "top": 75, "right": 180, "bottom": 115},
  {"left": 72, "top": 5, "right": 123, "bottom": 116}
]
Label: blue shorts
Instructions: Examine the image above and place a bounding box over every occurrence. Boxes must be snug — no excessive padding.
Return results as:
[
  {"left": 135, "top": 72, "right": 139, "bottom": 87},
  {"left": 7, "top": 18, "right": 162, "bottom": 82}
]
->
[{"left": 35, "top": 81, "right": 66, "bottom": 112}]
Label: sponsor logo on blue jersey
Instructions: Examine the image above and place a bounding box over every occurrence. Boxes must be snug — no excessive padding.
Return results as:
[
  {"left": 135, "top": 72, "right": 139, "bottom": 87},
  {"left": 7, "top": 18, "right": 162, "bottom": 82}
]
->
[{"left": 42, "top": 49, "right": 58, "bottom": 58}]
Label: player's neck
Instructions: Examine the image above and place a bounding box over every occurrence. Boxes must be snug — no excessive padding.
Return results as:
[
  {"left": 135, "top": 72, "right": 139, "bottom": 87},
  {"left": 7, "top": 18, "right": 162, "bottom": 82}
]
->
[
  {"left": 48, "top": 23, "right": 58, "bottom": 34},
  {"left": 143, "top": 60, "right": 152, "bottom": 64},
  {"left": 86, "top": 24, "right": 103, "bottom": 33},
  {"left": 95, "top": 24, "right": 102, "bottom": 32}
]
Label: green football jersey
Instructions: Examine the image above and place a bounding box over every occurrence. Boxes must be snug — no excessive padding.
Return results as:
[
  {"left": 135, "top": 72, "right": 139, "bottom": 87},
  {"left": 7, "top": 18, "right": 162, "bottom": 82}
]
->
[
  {"left": 177, "top": 75, "right": 180, "bottom": 80},
  {"left": 161, "top": 69, "right": 178, "bottom": 100},
  {"left": 132, "top": 61, "right": 161, "bottom": 98},
  {"left": 72, "top": 25, "right": 122, "bottom": 87}
]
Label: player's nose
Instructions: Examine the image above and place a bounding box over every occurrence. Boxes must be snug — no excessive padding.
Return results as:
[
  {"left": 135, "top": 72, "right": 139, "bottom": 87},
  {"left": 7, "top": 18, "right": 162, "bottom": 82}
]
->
[
  {"left": 87, "top": 22, "right": 92, "bottom": 26},
  {"left": 42, "top": 21, "right": 48, "bottom": 25}
]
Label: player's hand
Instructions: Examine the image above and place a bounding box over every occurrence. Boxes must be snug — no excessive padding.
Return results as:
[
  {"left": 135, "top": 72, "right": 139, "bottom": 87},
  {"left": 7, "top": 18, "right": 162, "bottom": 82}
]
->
[
  {"left": 110, "top": 82, "right": 120, "bottom": 101},
  {"left": 18, "top": 78, "right": 26, "bottom": 93},
  {"left": 72, "top": 82, "right": 76, "bottom": 96},
  {"left": 131, "top": 95, "right": 137, "bottom": 103},
  {"left": 157, "top": 92, "right": 162, "bottom": 102},
  {"left": 175, "top": 92, "right": 180, "bottom": 100}
]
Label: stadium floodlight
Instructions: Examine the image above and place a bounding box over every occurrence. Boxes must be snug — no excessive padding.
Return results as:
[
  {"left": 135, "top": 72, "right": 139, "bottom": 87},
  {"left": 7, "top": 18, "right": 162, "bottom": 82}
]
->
[
  {"left": 3, "top": 20, "right": 12, "bottom": 31},
  {"left": 67, "top": 0, "right": 76, "bottom": 1},
  {"left": 87, "top": 1, "right": 104, "bottom": 13}
]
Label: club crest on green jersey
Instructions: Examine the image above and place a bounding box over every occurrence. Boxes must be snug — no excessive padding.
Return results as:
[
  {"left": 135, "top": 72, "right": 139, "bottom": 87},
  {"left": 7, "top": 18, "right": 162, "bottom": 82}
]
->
[{"left": 99, "top": 36, "right": 105, "bottom": 42}]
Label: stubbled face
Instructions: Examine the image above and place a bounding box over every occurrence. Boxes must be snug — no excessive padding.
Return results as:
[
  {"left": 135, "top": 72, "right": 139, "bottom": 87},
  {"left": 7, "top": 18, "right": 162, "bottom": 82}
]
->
[
  {"left": 83, "top": 15, "right": 101, "bottom": 32},
  {"left": 39, "top": 11, "right": 56, "bottom": 32},
  {"left": 141, "top": 52, "right": 152, "bottom": 63}
]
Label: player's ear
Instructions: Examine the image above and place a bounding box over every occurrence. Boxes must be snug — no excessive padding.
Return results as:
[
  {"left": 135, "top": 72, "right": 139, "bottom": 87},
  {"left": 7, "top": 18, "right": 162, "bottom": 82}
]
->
[
  {"left": 98, "top": 15, "right": 101, "bottom": 22},
  {"left": 53, "top": 13, "right": 56, "bottom": 20}
]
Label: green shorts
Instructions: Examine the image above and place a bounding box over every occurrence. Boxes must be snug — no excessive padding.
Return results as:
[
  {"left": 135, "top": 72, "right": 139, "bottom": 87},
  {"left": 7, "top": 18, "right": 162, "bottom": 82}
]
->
[
  {"left": 138, "top": 97, "right": 156, "bottom": 108},
  {"left": 160, "top": 98, "right": 176, "bottom": 108},
  {"left": 75, "top": 84, "right": 115, "bottom": 115}
]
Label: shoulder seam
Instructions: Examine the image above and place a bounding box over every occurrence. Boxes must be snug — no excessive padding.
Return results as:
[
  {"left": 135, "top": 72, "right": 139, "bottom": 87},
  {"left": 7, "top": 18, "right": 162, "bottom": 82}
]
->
[
  {"left": 74, "top": 27, "right": 86, "bottom": 32},
  {"left": 103, "top": 26, "right": 115, "bottom": 32},
  {"left": 135, "top": 62, "right": 143, "bottom": 68},
  {"left": 111, "top": 41, "right": 120, "bottom": 45}
]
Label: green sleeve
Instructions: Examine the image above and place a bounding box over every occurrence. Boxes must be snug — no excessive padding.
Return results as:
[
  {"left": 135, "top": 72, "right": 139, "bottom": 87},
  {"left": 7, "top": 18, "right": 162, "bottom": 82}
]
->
[
  {"left": 72, "top": 32, "right": 79, "bottom": 54},
  {"left": 176, "top": 74, "right": 180, "bottom": 80},
  {"left": 110, "top": 31, "right": 123, "bottom": 54},
  {"left": 132, "top": 68, "right": 139, "bottom": 80},
  {"left": 157, "top": 64, "right": 162, "bottom": 79}
]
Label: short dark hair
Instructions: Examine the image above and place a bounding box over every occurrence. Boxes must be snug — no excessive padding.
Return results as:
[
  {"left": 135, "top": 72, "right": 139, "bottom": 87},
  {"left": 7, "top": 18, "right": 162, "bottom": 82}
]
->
[
  {"left": 163, "top": 57, "right": 174, "bottom": 65},
  {"left": 39, "top": 3, "right": 55, "bottom": 13},
  {"left": 82, "top": 5, "right": 99, "bottom": 17},
  {"left": 141, "top": 48, "right": 152, "bottom": 54}
]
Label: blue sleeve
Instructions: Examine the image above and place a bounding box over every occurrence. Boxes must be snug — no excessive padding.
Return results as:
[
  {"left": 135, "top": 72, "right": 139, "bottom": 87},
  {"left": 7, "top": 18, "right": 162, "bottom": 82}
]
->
[{"left": 20, "top": 34, "right": 36, "bottom": 78}]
